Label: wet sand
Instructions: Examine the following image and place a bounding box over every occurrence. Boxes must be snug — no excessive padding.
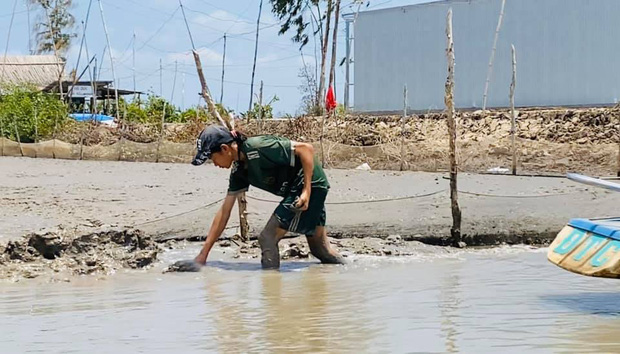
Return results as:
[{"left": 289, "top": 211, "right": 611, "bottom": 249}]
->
[{"left": 1, "top": 157, "right": 617, "bottom": 246}]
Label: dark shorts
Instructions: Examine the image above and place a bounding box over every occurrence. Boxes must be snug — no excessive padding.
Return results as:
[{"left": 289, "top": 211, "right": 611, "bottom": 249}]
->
[{"left": 274, "top": 187, "right": 328, "bottom": 236}]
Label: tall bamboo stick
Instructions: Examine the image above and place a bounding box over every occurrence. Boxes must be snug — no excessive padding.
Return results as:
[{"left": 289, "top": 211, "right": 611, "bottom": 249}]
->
[
  {"left": 400, "top": 85, "right": 408, "bottom": 171},
  {"left": 445, "top": 8, "right": 462, "bottom": 246},
  {"left": 510, "top": 44, "right": 517, "bottom": 176},
  {"left": 482, "top": 0, "right": 507, "bottom": 110}
]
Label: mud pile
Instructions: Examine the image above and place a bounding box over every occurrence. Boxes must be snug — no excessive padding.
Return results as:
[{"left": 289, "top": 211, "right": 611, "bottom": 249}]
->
[
  {"left": 52, "top": 107, "right": 619, "bottom": 147},
  {"left": 0, "top": 227, "right": 160, "bottom": 281},
  {"left": 240, "top": 108, "right": 620, "bottom": 146}
]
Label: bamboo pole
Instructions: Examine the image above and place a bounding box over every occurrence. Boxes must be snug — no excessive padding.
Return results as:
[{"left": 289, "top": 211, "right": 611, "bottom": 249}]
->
[
  {"left": 510, "top": 44, "right": 517, "bottom": 176},
  {"left": 445, "top": 8, "right": 462, "bottom": 246},
  {"left": 13, "top": 119, "right": 23, "bottom": 157},
  {"left": 258, "top": 80, "right": 264, "bottom": 133},
  {"left": 220, "top": 33, "right": 226, "bottom": 104},
  {"left": 34, "top": 106, "right": 38, "bottom": 144},
  {"left": 400, "top": 84, "right": 408, "bottom": 171},
  {"left": 156, "top": 101, "right": 167, "bottom": 163},
  {"left": 79, "top": 124, "right": 85, "bottom": 160},
  {"left": 482, "top": 0, "right": 506, "bottom": 110},
  {"left": 0, "top": 116, "right": 4, "bottom": 157},
  {"left": 52, "top": 113, "right": 58, "bottom": 159},
  {"left": 180, "top": 0, "right": 249, "bottom": 241},
  {"left": 320, "top": 114, "right": 326, "bottom": 168},
  {"left": 248, "top": 0, "right": 263, "bottom": 111},
  {"left": 98, "top": 0, "right": 120, "bottom": 123}
]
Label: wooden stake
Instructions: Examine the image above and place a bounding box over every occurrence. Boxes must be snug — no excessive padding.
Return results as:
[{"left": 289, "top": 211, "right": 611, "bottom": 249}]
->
[
  {"left": 445, "top": 8, "right": 462, "bottom": 246},
  {"left": 220, "top": 33, "right": 226, "bottom": 104},
  {"left": 156, "top": 101, "right": 167, "bottom": 163},
  {"left": 34, "top": 106, "right": 38, "bottom": 144},
  {"left": 320, "top": 114, "right": 326, "bottom": 168},
  {"left": 0, "top": 116, "right": 4, "bottom": 157},
  {"left": 13, "top": 119, "right": 23, "bottom": 157},
  {"left": 617, "top": 141, "right": 620, "bottom": 177},
  {"left": 510, "top": 44, "right": 517, "bottom": 176},
  {"left": 258, "top": 80, "right": 263, "bottom": 133},
  {"left": 52, "top": 113, "right": 58, "bottom": 159},
  {"left": 400, "top": 84, "right": 408, "bottom": 171}
]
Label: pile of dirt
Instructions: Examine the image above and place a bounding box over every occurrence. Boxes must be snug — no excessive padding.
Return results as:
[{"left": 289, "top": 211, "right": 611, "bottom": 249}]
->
[
  {"left": 240, "top": 107, "right": 620, "bottom": 146},
  {"left": 0, "top": 227, "right": 160, "bottom": 281},
  {"left": 55, "top": 119, "right": 208, "bottom": 145},
  {"left": 53, "top": 107, "right": 619, "bottom": 147}
]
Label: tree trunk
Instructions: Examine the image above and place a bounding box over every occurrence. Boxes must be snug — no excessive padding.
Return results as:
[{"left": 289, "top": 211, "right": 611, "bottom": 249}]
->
[
  {"left": 328, "top": 0, "right": 341, "bottom": 90},
  {"left": 317, "top": 0, "right": 333, "bottom": 110}
]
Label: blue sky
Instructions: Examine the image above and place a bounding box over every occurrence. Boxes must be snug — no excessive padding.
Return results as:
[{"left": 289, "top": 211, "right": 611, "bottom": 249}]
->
[{"left": 1, "top": 0, "right": 424, "bottom": 115}]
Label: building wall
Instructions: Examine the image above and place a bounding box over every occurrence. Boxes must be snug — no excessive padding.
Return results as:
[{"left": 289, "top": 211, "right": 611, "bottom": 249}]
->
[{"left": 354, "top": 0, "right": 620, "bottom": 112}]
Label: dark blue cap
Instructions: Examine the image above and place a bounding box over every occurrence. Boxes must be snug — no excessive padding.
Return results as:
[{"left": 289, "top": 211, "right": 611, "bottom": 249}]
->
[{"left": 191, "top": 125, "right": 234, "bottom": 166}]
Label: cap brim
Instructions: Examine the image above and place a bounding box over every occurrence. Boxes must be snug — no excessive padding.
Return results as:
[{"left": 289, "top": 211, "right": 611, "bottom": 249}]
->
[{"left": 191, "top": 150, "right": 210, "bottom": 166}]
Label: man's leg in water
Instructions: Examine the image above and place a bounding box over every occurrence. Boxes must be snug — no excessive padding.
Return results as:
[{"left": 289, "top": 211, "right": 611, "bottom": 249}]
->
[
  {"left": 258, "top": 214, "right": 288, "bottom": 269},
  {"left": 306, "top": 226, "right": 345, "bottom": 264}
]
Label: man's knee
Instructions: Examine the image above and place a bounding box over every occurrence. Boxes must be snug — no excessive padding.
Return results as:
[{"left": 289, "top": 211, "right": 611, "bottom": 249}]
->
[{"left": 306, "top": 234, "right": 345, "bottom": 265}]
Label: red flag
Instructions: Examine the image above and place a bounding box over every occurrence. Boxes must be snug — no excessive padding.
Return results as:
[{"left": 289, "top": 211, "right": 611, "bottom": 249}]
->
[{"left": 325, "top": 85, "right": 337, "bottom": 112}]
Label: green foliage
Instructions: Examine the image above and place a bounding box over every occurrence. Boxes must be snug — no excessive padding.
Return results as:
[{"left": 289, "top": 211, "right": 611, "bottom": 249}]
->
[
  {"left": 243, "top": 95, "right": 280, "bottom": 120},
  {"left": 270, "top": 0, "right": 322, "bottom": 48},
  {"left": 120, "top": 95, "right": 226, "bottom": 125},
  {"left": 0, "top": 85, "right": 68, "bottom": 142},
  {"left": 30, "top": 0, "right": 77, "bottom": 56}
]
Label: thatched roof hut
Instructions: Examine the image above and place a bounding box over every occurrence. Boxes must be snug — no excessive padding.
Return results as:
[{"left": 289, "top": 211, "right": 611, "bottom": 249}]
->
[{"left": 0, "top": 55, "right": 66, "bottom": 90}]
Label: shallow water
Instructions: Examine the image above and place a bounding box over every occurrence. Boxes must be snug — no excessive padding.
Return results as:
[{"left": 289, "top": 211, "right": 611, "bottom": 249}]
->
[{"left": 2, "top": 245, "right": 620, "bottom": 353}]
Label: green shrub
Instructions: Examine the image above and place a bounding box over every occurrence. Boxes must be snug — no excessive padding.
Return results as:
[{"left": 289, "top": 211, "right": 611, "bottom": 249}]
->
[{"left": 0, "top": 84, "right": 68, "bottom": 142}]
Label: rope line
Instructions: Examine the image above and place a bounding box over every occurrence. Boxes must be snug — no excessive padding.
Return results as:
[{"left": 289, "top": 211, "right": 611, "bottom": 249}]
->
[
  {"left": 135, "top": 197, "right": 224, "bottom": 226},
  {"left": 247, "top": 190, "right": 445, "bottom": 205},
  {"left": 133, "top": 187, "right": 584, "bottom": 227},
  {"left": 459, "top": 190, "right": 580, "bottom": 199}
]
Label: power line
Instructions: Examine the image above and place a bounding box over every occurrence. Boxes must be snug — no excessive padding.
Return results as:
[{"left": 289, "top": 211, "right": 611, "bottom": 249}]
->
[
  {"left": 136, "top": 6, "right": 180, "bottom": 52},
  {"left": 0, "top": 9, "right": 27, "bottom": 19},
  {"left": 182, "top": 5, "right": 270, "bottom": 26}
]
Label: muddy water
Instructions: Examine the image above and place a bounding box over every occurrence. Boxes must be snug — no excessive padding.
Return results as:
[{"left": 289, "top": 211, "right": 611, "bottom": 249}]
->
[{"left": 2, "top": 245, "right": 620, "bottom": 353}]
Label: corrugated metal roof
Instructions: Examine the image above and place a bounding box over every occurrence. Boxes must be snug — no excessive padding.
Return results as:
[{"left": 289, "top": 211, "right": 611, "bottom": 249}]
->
[{"left": 0, "top": 55, "right": 66, "bottom": 89}]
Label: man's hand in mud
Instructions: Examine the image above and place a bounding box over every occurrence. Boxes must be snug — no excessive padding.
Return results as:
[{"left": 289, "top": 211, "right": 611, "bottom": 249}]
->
[
  {"left": 165, "top": 259, "right": 204, "bottom": 273},
  {"left": 295, "top": 190, "right": 311, "bottom": 211}
]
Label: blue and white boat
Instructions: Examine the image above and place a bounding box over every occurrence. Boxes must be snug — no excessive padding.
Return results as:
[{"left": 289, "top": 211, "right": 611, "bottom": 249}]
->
[{"left": 547, "top": 174, "right": 620, "bottom": 278}]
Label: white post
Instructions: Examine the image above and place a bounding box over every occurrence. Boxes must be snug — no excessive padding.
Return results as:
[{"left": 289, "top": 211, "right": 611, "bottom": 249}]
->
[
  {"left": 510, "top": 44, "right": 517, "bottom": 176},
  {"left": 482, "top": 0, "right": 506, "bottom": 110}
]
